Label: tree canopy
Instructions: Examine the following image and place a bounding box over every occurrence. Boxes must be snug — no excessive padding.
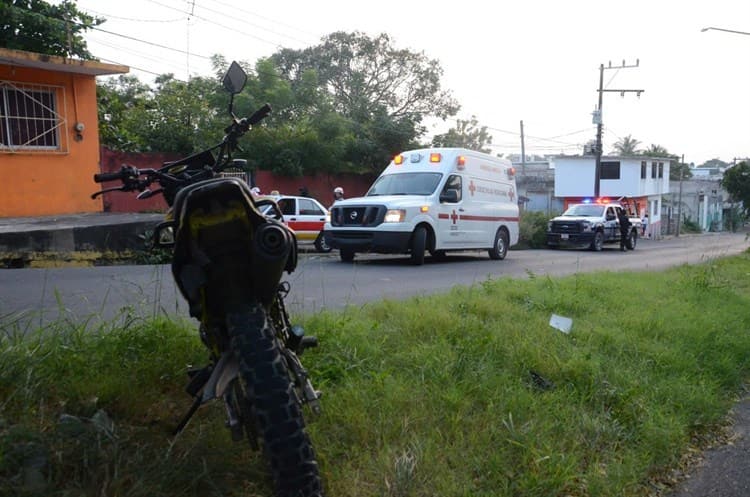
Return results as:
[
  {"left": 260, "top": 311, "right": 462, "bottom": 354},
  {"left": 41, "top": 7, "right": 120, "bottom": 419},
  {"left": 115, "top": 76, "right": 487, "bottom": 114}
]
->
[
  {"left": 431, "top": 116, "right": 493, "bottom": 153},
  {"left": 99, "top": 32, "right": 461, "bottom": 177},
  {"left": 0, "top": 0, "right": 102, "bottom": 59},
  {"left": 721, "top": 161, "right": 750, "bottom": 215},
  {"left": 611, "top": 135, "right": 641, "bottom": 156},
  {"left": 269, "top": 31, "right": 460, "bottom": 173}
]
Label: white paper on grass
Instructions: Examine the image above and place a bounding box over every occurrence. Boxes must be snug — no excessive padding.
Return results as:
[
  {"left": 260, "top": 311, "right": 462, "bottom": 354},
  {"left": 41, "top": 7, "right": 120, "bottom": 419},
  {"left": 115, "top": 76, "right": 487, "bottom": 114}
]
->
[{"left": 549, "top": 314, "right": 572, "bottom": 334}]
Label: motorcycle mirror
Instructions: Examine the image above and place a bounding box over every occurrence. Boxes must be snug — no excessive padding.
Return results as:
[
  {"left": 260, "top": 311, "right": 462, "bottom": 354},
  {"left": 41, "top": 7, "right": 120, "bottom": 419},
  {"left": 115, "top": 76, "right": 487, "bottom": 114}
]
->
[
  {"left": 222, "top": 61, "right": 247, "bottom": 95},
  {"left": 153, "top": 221, "right": 176, "bottom": 248}
]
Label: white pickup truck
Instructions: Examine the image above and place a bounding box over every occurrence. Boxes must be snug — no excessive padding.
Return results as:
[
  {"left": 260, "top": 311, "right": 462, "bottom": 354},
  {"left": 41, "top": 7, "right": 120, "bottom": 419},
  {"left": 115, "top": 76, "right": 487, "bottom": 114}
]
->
[{"left": 546, "top": 203, "right": 642, "bottom": 251}]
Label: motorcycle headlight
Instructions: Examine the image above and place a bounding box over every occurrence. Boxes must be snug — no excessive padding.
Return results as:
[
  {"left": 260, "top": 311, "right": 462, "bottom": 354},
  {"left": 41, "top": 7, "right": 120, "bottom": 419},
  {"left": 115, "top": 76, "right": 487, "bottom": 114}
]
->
[{"left": 384, "top": 209, "right": 406, "bottom": 223}]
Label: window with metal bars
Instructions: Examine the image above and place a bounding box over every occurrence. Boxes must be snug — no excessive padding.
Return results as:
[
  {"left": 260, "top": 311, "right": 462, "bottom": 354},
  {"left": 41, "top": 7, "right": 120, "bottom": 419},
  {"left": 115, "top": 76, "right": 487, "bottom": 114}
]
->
[{"left": 0, "top": 81, "right": 66, "bottom": 152}]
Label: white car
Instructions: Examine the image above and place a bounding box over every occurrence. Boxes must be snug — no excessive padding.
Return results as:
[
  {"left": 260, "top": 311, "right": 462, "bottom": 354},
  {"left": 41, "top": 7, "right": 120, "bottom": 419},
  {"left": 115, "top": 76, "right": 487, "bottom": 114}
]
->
[{"left": 260, "top": 195, "right": 332, "bottom": 253}]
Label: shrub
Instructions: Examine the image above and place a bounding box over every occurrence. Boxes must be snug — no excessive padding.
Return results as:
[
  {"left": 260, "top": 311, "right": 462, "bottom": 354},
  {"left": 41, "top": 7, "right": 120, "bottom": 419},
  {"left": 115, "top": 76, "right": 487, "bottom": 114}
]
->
[{"left": 516, "top": 210, "right": 554, "bottom": 249}]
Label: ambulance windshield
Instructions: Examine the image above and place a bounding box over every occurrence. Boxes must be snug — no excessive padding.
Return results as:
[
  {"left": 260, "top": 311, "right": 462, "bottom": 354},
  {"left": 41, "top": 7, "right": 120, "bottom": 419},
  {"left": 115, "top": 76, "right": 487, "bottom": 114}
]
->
[{"left": 366, "top": 172, "right": 443, "bottom": 196}]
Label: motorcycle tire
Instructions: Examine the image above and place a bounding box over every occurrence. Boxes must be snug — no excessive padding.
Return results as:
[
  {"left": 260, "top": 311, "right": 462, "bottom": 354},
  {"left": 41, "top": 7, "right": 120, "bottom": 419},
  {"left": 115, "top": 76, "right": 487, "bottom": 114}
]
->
[{"left": 226, "top": 303, "right": 324, "bottom": 497}]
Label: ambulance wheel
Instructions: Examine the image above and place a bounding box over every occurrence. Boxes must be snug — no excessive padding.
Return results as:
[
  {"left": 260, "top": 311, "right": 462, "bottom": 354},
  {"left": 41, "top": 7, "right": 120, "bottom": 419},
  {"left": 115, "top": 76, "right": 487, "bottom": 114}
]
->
[
  {"left": 430, "top": 249, "right": 447, "bottom": 260},
  {"left": 340, "top": 248, "right": 355, "bottom": 262},
  {"left": 488, "top": 228, "right": 509, "bottom": 260},
  {"left": 410, "top": 226, "right": 427, "bottom": 266}
]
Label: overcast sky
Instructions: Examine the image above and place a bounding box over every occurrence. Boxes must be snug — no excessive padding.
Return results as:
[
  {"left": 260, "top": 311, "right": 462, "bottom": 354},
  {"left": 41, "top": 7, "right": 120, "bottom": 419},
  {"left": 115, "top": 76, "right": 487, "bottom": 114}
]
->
[{"left": 72, "top": 0, "right": 750, "bottom": 166}]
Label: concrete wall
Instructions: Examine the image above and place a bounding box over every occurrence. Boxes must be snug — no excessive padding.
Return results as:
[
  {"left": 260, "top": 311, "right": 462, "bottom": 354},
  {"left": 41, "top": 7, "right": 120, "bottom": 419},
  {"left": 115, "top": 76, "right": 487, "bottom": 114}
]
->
[
  {"left": 97, "top": 148, "right": 376, "bottom": 213},
  {"left": 0, "top": 65, "right": 102, "bottom": 217}
]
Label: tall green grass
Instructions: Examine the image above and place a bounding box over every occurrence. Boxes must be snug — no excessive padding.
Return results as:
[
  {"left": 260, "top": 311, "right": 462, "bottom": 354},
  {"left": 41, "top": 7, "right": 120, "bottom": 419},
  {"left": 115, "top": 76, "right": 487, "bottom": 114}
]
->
[{"left": 1, "top": 254, "right": 749, "bottom": 496}]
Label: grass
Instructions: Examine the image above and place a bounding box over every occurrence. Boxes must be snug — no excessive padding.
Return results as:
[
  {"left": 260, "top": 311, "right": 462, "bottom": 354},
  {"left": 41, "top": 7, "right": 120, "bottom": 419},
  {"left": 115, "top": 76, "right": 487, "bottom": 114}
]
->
[{"left": 1, "top": 253, "right": 749, "bottom": 496}]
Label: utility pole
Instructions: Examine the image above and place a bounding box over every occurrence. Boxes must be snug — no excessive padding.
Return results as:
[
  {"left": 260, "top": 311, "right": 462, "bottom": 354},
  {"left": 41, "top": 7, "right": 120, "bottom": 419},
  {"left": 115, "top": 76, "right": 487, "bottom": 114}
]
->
[
  {"left": 519, "top": 120, "right": 526, "bottom": 174},
  {"left": 676, "top": 154, "right": 684, "bottom": 237},
  {"left": 593, "top": 60, "right": 644, "bottom": 197}
]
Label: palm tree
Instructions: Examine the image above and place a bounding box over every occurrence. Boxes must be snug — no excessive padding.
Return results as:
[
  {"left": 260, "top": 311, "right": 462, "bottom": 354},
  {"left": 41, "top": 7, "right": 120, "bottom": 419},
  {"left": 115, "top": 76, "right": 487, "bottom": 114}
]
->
[
  {"left": 612, "top": 135, "right": 641, "bottom": 156},
  {"left": 643, "top": 144, "right": 672, "bottom": 157}
]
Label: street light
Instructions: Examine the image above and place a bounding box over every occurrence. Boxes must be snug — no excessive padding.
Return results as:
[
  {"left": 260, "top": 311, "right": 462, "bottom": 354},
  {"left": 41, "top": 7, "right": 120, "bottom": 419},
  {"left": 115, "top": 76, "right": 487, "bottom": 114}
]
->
[{"left": 701, "top": 27, "right": 750, "bottom": 36}]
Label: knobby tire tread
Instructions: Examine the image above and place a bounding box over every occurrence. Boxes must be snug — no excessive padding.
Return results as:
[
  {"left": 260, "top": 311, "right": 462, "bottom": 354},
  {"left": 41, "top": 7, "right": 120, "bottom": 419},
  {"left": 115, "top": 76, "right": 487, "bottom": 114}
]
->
[{"left": 227, "top": 304, "right": 323, "bottom": 497}]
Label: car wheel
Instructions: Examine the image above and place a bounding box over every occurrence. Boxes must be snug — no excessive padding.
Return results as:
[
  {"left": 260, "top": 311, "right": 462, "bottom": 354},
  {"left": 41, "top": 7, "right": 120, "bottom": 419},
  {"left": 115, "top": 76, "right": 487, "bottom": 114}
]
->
[
  {"left": 590, "top": 231, "right": 604, "bottom": 251},
  {"left": 488, "top": 228, "right": 509, "bottom": 260},
  {"left": 410, "top": 226, "right": 426, "bottom": 266},
  {"left": 314, "top": 232, "right": 332, "bottom": 253},
  {"left": 340, "top": 248, "right": 355, "bottom": 262}
]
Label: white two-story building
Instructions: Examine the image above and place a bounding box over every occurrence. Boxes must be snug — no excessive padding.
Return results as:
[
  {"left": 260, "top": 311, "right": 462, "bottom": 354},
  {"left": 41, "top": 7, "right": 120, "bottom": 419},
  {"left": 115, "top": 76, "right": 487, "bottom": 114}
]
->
[{"left": 552, "top": 155, "right": 671, "bottom": 239}]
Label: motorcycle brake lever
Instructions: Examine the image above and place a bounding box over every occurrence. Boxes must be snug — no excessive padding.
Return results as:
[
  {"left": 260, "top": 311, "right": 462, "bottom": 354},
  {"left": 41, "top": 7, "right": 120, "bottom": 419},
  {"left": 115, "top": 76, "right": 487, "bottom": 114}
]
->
[{"left": 91, "top": 186, "right": 125, "bottom": 199}]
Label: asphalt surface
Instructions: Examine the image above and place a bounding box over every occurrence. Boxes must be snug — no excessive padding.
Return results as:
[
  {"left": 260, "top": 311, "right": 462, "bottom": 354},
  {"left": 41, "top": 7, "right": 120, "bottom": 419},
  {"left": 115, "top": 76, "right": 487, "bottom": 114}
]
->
[
  {"left": 0, "top": 213, "right": 748, "bottom": 497},
  {"left": 668, "top": 397, "right": 750, "bottom": 497}
]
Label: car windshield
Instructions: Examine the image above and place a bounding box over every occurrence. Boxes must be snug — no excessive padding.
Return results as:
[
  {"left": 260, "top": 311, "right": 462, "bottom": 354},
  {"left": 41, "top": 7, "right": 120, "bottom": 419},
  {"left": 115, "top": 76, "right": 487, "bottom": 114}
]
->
[
  {"left": 366, "top": 172, "right": 443, "bottom": 196},
  {"left": 562, "top": 204, "right": 605, "bottom": 217}
]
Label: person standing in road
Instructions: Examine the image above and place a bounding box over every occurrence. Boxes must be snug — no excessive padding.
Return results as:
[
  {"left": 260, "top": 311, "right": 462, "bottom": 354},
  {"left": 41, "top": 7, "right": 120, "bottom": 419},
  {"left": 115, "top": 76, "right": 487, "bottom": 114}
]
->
[
  {"left": 642, "top": 213, "right": 649, "bottom": 238},
  {"left": 333, "top": 186, "right": 344, "bottom": 202},
  {"left": 330, "top": 186, "right": 344, "bottom": 210},
  {"left": 618, "top": 208, "right": 632, "bottom": 251}
]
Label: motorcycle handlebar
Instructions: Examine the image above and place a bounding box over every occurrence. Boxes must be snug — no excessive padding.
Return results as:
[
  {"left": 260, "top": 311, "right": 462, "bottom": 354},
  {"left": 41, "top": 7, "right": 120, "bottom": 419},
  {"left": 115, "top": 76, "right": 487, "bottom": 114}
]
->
[
  {"left": 93, "top": 171, "right": 126, "bottom": 183},
  {"left": 247, "top": 103, "right": 272, "bottom": 126},
  {"left": 94, "top": 164, "right": 138, "bottom": 184}
]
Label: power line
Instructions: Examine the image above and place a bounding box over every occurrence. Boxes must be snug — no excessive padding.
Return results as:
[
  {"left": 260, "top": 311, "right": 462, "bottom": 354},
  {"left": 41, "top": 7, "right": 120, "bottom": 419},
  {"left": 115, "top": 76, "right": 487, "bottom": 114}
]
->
[
  {"left": 145, "top": 0, "right": 293, "bottom": 48},
  {"left": 75, "top": 8, "right": 184, "bottom": 23},
  {"left": 5, "top": 4, "right": 213, "bottom": 60}
]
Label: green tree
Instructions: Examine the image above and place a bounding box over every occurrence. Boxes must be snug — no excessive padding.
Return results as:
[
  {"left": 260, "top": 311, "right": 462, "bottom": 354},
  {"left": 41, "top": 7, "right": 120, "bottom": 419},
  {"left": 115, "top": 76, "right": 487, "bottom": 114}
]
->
[
  {"left": 97, "top": 75, "right": 153, "bottom": 152},
  {"left": 98, "top": 73, "right": 221, "bottom": 155},
  {"left": 611, "top": 135, "right": 641, "bottom": 155},
  {"left": 431, "top": 116, "right": 493, "bottom": 153},
  {"left": 721, "top": 161, "right": 750, "bottom": 216},
  {"left": 271, "top": 31, "right": 460, "bottom": 173},
  {"left": 0, "top": 0, "right": 102, "bottom": 59},
  {"left": 670, "top": 161, "right": 693, "bottom": 181},
  {"left": 642, "top": 144, "right": 672, "bottom": 157}
]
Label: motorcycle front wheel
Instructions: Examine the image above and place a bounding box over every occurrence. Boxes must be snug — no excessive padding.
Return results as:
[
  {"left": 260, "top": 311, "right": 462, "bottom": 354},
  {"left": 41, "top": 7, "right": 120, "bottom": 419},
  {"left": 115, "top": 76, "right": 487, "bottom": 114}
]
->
[{"left": 226, "top": 303, "right": 323, "bottom": 497}]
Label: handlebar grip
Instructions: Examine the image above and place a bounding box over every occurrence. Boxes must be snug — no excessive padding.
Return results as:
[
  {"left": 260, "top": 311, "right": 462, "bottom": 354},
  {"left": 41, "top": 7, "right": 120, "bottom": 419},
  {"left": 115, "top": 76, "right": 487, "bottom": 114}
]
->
[
  {"left": 247, "top": 103, "right": 272, "bottom": 126},
  {"left": 94, "top": 171, "right": 124, "bottom": 183}
]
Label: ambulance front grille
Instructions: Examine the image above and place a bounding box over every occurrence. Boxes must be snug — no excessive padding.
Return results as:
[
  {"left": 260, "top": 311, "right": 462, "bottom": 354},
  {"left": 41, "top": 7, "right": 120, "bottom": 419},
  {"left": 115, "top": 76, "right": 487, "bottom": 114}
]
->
[{"left": 330, "top": 205, "right": 386, "bottom": 227}]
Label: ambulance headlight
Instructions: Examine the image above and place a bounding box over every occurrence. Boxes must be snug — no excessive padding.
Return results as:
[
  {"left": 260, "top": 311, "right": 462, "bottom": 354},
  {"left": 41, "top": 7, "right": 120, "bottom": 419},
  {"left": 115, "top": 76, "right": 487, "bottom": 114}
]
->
[{"left": 384, "top": 209, "right": 406, "bottom": 223}]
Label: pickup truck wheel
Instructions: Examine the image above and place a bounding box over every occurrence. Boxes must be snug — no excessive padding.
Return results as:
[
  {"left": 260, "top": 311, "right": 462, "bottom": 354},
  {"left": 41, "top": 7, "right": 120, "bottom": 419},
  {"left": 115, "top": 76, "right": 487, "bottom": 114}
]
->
[
  {"left": 590, "top": 231, "right": 604, "bottom": 251},
  {"left": 340, "top": 248, "right": 355, "bottom": 262},
  {"left": 488, "top": 229, "right": 509, "bottom": 260},
  {"left": 410, "top": 226, "right": 427, "bottom": 265},
  {"left": 626, "top": 230, "right": 637, "bottom": 250}
]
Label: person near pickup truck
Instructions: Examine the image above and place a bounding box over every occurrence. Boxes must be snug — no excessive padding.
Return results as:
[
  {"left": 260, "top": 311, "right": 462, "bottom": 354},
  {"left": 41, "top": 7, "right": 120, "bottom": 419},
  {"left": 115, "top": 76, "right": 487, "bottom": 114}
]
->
[{"left": 618, "top": 208, "right": 632, "bottom": 251}]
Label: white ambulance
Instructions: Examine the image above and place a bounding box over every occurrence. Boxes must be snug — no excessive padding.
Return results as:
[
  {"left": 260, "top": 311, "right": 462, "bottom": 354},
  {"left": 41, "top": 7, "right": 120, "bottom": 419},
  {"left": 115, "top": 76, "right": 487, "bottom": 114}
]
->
[{"left": 323, "top": 147, "right": 520, "bottom": 265}]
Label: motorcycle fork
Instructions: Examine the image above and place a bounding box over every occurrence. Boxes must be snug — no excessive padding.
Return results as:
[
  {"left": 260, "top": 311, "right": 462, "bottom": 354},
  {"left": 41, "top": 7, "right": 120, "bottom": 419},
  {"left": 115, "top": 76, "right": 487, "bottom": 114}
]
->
[{"left": 271, "top": 286, "right": 323, "bottom": 414}]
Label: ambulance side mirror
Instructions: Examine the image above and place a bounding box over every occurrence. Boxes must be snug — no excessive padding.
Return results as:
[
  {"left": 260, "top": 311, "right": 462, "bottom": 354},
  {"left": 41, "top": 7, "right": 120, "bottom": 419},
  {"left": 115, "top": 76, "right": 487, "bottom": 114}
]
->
[{"left": 440, "top": 189, "right": 459, "bottom": 203}]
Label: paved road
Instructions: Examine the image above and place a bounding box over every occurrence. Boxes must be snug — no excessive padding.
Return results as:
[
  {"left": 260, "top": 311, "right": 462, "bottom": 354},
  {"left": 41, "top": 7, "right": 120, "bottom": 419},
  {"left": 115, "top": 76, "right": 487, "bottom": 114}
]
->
[
  {"left": 667, "top": 397, "right": 750, "bottom": 497},
  {"left": 0, "top": 232, "right": 746, "bottom": 328}
]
